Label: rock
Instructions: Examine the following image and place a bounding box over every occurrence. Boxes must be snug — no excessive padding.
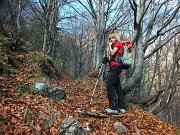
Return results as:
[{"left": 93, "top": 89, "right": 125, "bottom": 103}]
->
[
  {"left": 30, "top": 81, "right": 66, "bottom": 100},
  {"left": 114, "top": 122, "right": 126, "bottom": 134},
  {"left": 59, "top": 116, "right": 87, "bottom": 135}
]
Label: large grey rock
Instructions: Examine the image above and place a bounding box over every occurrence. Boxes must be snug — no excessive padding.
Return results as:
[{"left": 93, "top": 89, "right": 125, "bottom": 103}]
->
[
  {"left": 30, "top": 81, "right": 66, "bottom": 100},
  {"left": 59, "top": 117, "right": 87, "bottom": 135}
]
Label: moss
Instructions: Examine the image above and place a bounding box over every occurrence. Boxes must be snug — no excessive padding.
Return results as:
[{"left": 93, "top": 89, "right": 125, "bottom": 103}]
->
[
  {"left": 0, "top": 36, "right": 17, "bottom": 73},
  {"left": 27, "top": 51, "right": 53, "bottom": 64},
  {"left": 27, "top": 51, "right": 61, "bottom": 80},
  {"left": 126, "top": 102, "right": 135, "bottom": 110},
  {"left": 0, "top": 49, "right": 15, "bottom": 73}
]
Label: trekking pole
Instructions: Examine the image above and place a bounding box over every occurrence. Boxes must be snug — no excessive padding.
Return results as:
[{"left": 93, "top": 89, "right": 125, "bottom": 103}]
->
[
  {"left": 89, "top": 55, "right": 108, "bottom": 105},
  {"left": 98, "top": 76, "right": 103, "bottom": 106},
  {"left": 98, "top": 63, "right": 107, "bottom": 106},
  {"left": 89, "top": 63, "right": 103, "bottom": 105}
]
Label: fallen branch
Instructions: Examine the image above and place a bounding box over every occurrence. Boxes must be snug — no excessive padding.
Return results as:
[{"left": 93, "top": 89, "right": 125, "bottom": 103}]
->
[
  {"left": 112, "top": 114, "right": 131, "bottom": 118},
  {"left": 74, "top": 110, "right": 109, "bottom": 118},
  {"left": 74, "top": 110, "right": 131, "bottom": 118}
]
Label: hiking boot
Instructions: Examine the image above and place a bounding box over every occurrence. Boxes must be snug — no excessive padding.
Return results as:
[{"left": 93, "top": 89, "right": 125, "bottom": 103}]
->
[
  {"left": 104, "top": 108, "right": 118, "bottom": 114},
  {"left": 117, "top": 108, "right": 126, "bottom": 113}
]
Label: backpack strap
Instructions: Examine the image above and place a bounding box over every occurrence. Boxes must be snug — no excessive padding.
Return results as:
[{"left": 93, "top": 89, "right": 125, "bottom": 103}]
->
[
  {"left": 112, "top": 42, "right": 123, "bottom": 64},
  {"left": 113, "top": 55, "right": 121, "bottom": 64}
]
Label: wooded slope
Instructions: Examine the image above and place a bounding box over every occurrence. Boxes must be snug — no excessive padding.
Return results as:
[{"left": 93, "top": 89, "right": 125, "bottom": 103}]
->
[{"left": 0, "top": 48, "right": 180, "bottom": 135}]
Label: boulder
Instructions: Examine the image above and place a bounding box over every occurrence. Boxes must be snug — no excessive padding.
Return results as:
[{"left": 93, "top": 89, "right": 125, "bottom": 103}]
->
[{"left": 31, "top": 81, "right": 66, "bottom": 100}]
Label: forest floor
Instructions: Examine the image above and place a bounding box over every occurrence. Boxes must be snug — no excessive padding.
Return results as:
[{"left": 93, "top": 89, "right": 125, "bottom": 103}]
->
[{"left": 1, "top": 49, "right": 180, "bottom": 135}]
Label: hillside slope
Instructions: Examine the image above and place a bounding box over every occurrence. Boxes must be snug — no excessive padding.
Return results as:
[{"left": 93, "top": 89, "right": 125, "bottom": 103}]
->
[{"left": 0, "top": 45, "right": 180, "bottom": 135}]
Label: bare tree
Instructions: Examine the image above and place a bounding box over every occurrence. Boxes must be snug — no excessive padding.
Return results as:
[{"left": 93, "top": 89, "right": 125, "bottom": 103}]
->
[
  {"left": 0, "top": 0, "right": 28, "bottom": 42},
  {"left": 68, "top": 0, "right": 130, "bottom": 68},
  {"left": 123, "top": 0, "right": 180, "bottom": 92},
  {"left": 54, "top": 12, "right": 94, "bottom": 78},
  {"left": 124, "top": 0, "right": 180, "bottom": 123},
  {"left": 28, "top": 0, "right": 62, "bottom": 55},
  {"left": 40, "top": 0, "right": 60, "bottom": 55}
]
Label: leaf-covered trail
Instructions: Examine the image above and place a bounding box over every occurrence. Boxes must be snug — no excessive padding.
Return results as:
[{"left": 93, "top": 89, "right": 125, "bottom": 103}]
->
[{"left": 0, "top": 52, "right": 179, "bottom": 135}]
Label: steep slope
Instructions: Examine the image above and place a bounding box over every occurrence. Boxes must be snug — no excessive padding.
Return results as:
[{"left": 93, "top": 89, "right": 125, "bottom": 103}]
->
[{"left": 0, "top": 46, "right": 180, "bottom": 135}]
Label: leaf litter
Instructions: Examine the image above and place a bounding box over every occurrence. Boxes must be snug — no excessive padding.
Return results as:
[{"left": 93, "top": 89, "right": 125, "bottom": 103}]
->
[{"left": 0, "top": 51, "right": 180, "bottom": 135}]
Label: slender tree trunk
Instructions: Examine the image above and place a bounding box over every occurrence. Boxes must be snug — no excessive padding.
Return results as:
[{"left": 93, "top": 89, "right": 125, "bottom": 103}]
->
[
  {"left": 16, "top": 0, "right": 22, "bottom": 44},
  {"left": 94, "top": 0, "right": 105, "bottom": 69},
  {"left": 42, "top": 0, "right": 58, "bottom": 55}
]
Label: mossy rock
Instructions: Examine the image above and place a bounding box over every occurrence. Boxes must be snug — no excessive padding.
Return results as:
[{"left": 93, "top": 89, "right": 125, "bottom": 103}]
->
[{"left": 27, "top": 52, "right": 61, "bottom": 80}]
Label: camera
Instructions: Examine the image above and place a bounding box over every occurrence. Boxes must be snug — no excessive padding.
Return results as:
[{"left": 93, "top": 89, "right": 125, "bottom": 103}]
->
[{"left": 102, "top": 55, "right": 109, "bottom": 64}]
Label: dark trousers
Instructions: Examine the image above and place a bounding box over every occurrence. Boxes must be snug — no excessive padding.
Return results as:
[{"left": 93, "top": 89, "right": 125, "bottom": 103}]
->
[{"left": 106, "top": 66, "right": 125, "bottom": 110}]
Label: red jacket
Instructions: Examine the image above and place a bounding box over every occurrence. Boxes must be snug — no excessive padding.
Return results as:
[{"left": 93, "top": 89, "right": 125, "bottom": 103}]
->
[{"left": 109, "top": 40, "right": 123, "bottom": 67}]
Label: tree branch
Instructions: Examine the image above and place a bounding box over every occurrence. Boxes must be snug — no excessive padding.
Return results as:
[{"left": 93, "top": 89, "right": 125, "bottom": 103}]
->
[
  {"left": 157, "top": 3, "right": 180, "bottom": 34},
  {"left": 144, "top": 28, "right": 180, "bottom": 59},
  {"left": 74, "top": 110, "right": 131, "bottom": 118}
]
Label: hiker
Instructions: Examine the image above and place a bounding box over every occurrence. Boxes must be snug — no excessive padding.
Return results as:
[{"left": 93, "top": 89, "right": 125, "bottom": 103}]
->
[{"left": 104, "top": 34, "right": 126, "bottom": 114}]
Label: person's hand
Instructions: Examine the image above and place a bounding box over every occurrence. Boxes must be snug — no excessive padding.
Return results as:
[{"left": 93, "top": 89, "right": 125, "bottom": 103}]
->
[{"left": 109, "top": 40, "right": 112, "bottom": 47}]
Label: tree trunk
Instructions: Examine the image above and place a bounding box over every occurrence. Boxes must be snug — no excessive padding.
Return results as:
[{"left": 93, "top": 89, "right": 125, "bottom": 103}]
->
[
  {"left": 94, "top": 0, "right": 105, "bottom": 69},
  {"left": 16, "top": 0, "right": 22, "bottom": 44},
  {"left": 42, "top": 0, "right": 58, "bottom": 55}
]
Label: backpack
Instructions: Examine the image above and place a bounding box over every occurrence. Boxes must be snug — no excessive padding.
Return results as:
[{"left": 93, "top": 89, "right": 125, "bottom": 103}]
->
[
  {"left": 121, "top": 41, "right": 132, "bottom": 69},
  {"left": 113, "top": 41, "right": 132, "bottom": 69}
]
